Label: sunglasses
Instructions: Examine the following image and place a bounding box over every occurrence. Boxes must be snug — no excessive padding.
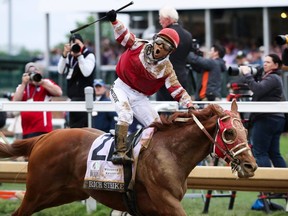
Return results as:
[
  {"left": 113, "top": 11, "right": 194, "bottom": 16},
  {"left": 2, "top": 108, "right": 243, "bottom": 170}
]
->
[{"left": 154, "top": 37, "right": 174, "bottom": 52}]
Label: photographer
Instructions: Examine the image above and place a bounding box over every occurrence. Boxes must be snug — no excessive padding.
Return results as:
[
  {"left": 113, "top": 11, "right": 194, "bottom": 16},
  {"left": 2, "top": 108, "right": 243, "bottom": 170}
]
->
[
  {"left": 282, "top": 47, "right": 288, "bottom": 66},
  {"left": 275, "top": 34, "right": 288, "bottom": 66},
  {"left": 240, "top": 54, "right": 286, "bottom": 168},
  {"left": 57, "top": 33, "right": 96, "bottom": 128},
  {"left": 13, "top": 62, "right": 62, "bottom": 139},
  {"left": 186, "top": 44, "right": 226, "bottom": 101}
]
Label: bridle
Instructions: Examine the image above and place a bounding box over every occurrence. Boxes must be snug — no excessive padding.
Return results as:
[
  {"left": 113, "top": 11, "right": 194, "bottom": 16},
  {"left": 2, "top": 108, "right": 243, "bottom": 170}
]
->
[{"left": 191, "top": 111, "right": 251, "bottom": 173}]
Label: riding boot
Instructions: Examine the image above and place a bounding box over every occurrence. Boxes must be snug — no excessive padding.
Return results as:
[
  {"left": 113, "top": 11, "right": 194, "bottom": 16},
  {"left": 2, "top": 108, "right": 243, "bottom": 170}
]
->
[{"left": 111, "top": 124, "right": 134, "bottom": 165}]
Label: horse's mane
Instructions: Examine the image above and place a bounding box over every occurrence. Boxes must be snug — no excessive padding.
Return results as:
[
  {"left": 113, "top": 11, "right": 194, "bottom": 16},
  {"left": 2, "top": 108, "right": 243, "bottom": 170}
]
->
[{"left": 150, "top": 104, "right": 226, "bottom": 131}]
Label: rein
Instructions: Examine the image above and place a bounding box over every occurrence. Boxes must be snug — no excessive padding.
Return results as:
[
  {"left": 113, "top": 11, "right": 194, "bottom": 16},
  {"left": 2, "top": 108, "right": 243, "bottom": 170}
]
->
[{"left": 191, "top": 113, "right": 243, "bottom": 172}]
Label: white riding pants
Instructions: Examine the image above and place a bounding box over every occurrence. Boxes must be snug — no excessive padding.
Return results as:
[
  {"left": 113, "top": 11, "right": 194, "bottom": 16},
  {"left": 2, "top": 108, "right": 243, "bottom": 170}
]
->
[{"left": 110, "top": 78, "right": 160, "bottom": 127}]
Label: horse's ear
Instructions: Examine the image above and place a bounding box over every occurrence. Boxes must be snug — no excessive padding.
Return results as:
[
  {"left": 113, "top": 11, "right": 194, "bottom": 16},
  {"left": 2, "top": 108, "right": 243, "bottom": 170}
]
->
[{"left": 231, "top": 99, "right": 238, "bottom": 112}]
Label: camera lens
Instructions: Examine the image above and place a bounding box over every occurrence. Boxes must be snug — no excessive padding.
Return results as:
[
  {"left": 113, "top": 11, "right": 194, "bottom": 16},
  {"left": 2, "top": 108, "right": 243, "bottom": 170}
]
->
[
  {"left": 228, "top": 66, "right": 262, "bottom": 77},
  {"left": 275, "top": 35, "right": 286, "bottom": 45},
  {"left": 30, "top": 73, "right": 42, "bottom": 82},
  {"left": 71, "top": 44, "right": 81, "bottom": 53},
  {"left": 228, "top": 66, "right": 240, "bottom": 76},
  {"left": 275, "top": 35, "right": 288, "bottom": 45}
]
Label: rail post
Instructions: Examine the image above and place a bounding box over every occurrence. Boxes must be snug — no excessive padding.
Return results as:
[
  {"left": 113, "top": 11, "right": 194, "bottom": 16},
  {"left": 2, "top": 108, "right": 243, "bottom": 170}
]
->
[{"left": 85, "top": 87, "right": 94, "bottom": 128}]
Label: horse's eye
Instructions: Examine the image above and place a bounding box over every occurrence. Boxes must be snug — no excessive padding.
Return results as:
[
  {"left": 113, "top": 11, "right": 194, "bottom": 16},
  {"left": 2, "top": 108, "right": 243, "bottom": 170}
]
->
[{"left": 222, "top": 128, "right": 237, "bottom": 144}]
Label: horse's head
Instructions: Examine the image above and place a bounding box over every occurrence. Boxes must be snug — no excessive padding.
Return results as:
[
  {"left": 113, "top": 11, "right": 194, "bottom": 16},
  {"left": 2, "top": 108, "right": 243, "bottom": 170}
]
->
[{"left": 212, "top": 100, "right": 257, "bottom": 178}]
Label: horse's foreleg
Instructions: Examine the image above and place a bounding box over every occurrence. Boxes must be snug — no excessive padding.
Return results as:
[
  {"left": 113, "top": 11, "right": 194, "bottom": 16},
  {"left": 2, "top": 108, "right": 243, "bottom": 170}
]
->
[
  {"left": 145, "top": 189, "right": 187, "bottom": 216},
  {"left": 11, "top": 209, "right": 21, "bottom": 216},
  {"left": 158, "top": 199, "right": 186, "bottom": 216},
  {"left": 11, "top": 209, "right": 20, "bottom": 216},
  {"left": 11, "top": 200, "right": 35, "bottom": 216}
]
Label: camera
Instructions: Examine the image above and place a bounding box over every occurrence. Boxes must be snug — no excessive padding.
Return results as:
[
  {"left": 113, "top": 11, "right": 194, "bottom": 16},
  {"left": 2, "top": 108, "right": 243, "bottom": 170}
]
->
[
  {"left": 275, "top": 35, "right": 288, "bottom": 45},
  {"left": 228, "top": 65, "right": 262, "bottom": 77},
  {"left": 191, "top": 39, "right": 200, "bottom": 52},
  {"left": 29, "top": 72, "right": 42, "bottom": 82},
  {"left": 71, "top": 43, "right": 81, "bottom": 53},
  {"left": 3, "top": 92, "right": 13, "bottom": 101},
  {"left": 191, "top": 39, "right": 203, "bottom": 57}
]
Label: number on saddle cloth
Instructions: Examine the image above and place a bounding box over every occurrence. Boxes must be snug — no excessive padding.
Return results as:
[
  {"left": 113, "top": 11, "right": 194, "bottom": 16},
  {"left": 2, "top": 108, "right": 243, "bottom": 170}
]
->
[{"left": 84, "top": 128, "right": 146, "bottom": 192}]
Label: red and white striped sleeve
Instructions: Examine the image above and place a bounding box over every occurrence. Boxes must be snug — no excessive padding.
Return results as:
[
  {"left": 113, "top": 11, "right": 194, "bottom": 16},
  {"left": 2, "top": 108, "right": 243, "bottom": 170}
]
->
[
  {"left": 111, "top": 20, "right": 136, "bottom": 49},
  {"left": 165, "top": 69, "right": 193, "bottom": 108}
]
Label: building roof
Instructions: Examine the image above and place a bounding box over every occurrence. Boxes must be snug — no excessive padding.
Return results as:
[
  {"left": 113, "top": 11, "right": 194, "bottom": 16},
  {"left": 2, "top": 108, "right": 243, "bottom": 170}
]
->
[{"left": 38, "top": 0, "right": 288, "bottom": 13}]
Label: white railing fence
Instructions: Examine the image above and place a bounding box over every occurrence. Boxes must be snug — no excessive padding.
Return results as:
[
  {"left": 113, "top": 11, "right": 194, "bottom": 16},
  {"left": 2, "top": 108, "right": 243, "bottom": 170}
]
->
[{"left": 1, "top": 100, "right": 288, "bottom": 113}]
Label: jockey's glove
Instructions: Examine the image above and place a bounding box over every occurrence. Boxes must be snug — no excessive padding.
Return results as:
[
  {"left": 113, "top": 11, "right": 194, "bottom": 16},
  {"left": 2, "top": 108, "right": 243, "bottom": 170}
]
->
[
  {"left": 188, "top": 104, "right": 199, "bottom": 114},
  {"left": 106, "top": 10, "right": 117, "bottom": 22}
]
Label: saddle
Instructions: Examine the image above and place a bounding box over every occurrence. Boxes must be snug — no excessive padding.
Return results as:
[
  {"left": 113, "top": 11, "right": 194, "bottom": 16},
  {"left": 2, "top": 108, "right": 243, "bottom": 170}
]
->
[{"left": 84, "top": 127, "right": 151, "bottom": 215}]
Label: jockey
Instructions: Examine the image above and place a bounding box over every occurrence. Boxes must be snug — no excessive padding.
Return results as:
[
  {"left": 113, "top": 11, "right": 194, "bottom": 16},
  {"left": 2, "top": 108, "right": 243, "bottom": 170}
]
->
[{"left": 106, "top": 10, "right": 195, "bottom": 165}]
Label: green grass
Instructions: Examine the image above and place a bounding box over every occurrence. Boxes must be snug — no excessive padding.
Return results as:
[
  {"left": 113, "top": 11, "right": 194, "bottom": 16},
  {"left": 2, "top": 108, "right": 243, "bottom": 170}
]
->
[
  {"left": 183, "top": 191, "right": 287, "bottom": 216},
  {"left": 0, "top": 135, "right": 287, "bottom": 215},
  {"left": 280, "top": 134, "right": 288, "bottom": 164},
  {"left": 0, "top": 199, "right": 110, "bottom": 216},
  {"left": 0, "top": 191, "right": 287, "bottom": 215}
]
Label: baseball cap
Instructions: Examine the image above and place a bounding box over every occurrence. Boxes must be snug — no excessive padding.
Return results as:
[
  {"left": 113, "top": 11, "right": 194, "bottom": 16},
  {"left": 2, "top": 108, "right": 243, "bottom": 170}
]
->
[
  {"left": 69, "top": 34, "right": 84, "bottom": 43},
  {"left": 93, "top": 79, "right": 105, "bottom": 87},
  {"left": 236, "top": 50, "right": 246, "bottom": 59},
  {"left": 25, "top": 62, "right": 39, "bottom": 73}
]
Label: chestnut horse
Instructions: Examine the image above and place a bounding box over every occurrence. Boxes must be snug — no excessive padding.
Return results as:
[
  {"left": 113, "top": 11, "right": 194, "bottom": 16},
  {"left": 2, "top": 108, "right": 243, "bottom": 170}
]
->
[{"left": 0, "top": 101, "right": 257, "bottom": 216}]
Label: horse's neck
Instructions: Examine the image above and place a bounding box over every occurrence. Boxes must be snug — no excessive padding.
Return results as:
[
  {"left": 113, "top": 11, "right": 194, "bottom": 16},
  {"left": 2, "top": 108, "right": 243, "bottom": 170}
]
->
[{"left": 170, "top": 122, "right": 215, "bottom": 178}]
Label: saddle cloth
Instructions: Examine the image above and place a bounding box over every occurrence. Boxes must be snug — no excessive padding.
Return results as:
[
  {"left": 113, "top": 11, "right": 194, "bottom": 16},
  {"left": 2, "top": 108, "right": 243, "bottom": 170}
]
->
[{"left": 83, "top": 127, "right": 154, "bottom": 192}]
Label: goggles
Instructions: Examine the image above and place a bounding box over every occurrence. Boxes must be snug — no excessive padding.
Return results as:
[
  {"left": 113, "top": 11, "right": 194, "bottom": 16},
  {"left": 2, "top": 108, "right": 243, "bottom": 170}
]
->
[{"left": 154, "top": 37, "right": 174, "bottom": 52}]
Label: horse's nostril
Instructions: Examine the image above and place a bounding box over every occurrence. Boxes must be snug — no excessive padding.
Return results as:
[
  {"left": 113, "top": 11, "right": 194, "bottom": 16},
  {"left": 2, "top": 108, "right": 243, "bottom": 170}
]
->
[{"left": 244, "top": 163, "right": 257, "bottom": 172}]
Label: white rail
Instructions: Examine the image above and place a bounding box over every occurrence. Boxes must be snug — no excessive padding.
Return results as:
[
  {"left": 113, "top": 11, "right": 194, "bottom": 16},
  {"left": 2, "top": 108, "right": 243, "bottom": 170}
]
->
[
  {"left": 1, "top": 161, "right": 287, "bottom": 193},
  {"left": 0, "top": 101, "right": 178, "bottom": 112},
  {"left": 0, "top": 101, "right": 288, "bottom": 113}
]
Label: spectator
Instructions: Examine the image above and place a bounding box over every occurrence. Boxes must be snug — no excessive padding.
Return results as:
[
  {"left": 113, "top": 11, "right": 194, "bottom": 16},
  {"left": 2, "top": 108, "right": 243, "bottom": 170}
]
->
[
  {"left": 282, "top": 46, "right": 288, "bottom": 66},
  {"left": 106, "top": 10, "right": 195, "bottom": 164},
  {"left": 223, "top": 43, "right": 237, "bottom": 67},
  {"left": 226, "top": 50, "right": 250, "bottom": 91},
  {"left": 156, "top": 5, "right": 193, "bottom": 101},
  {"left": 13, "top": 62, "right": 62, "bottom": 139},
  {"left": 57, "top": 33, "right": 96, "bottom": 128},
  {"left": 101, "top": 38, "right": 117, "bottom": 65},
  {"left": 235, "top": 50, "right": 249, "bottom": 66},
  {"left": 240, "top": 54, "right": 286, "bottom": 168},
  {"left": 0, "top": 112, "right": 7, "bottom": 130},
  {"left": 248, "top": 48, "right": 264, "bottom": 66},
  {"left": 186, "top": 44, "right": 226, "bottom": 101},
  {"left": 92, "top": 79, "right": 117, "bottom": 133},
  {"left": 50, "top": 48, "right": 62, "bottom": 66}
]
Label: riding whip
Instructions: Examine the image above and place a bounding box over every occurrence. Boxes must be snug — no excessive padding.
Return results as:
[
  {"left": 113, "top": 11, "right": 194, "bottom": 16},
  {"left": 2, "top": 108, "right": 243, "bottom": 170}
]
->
[{"left": 70, "top": 1, "right": 134, "bottom": 34}]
